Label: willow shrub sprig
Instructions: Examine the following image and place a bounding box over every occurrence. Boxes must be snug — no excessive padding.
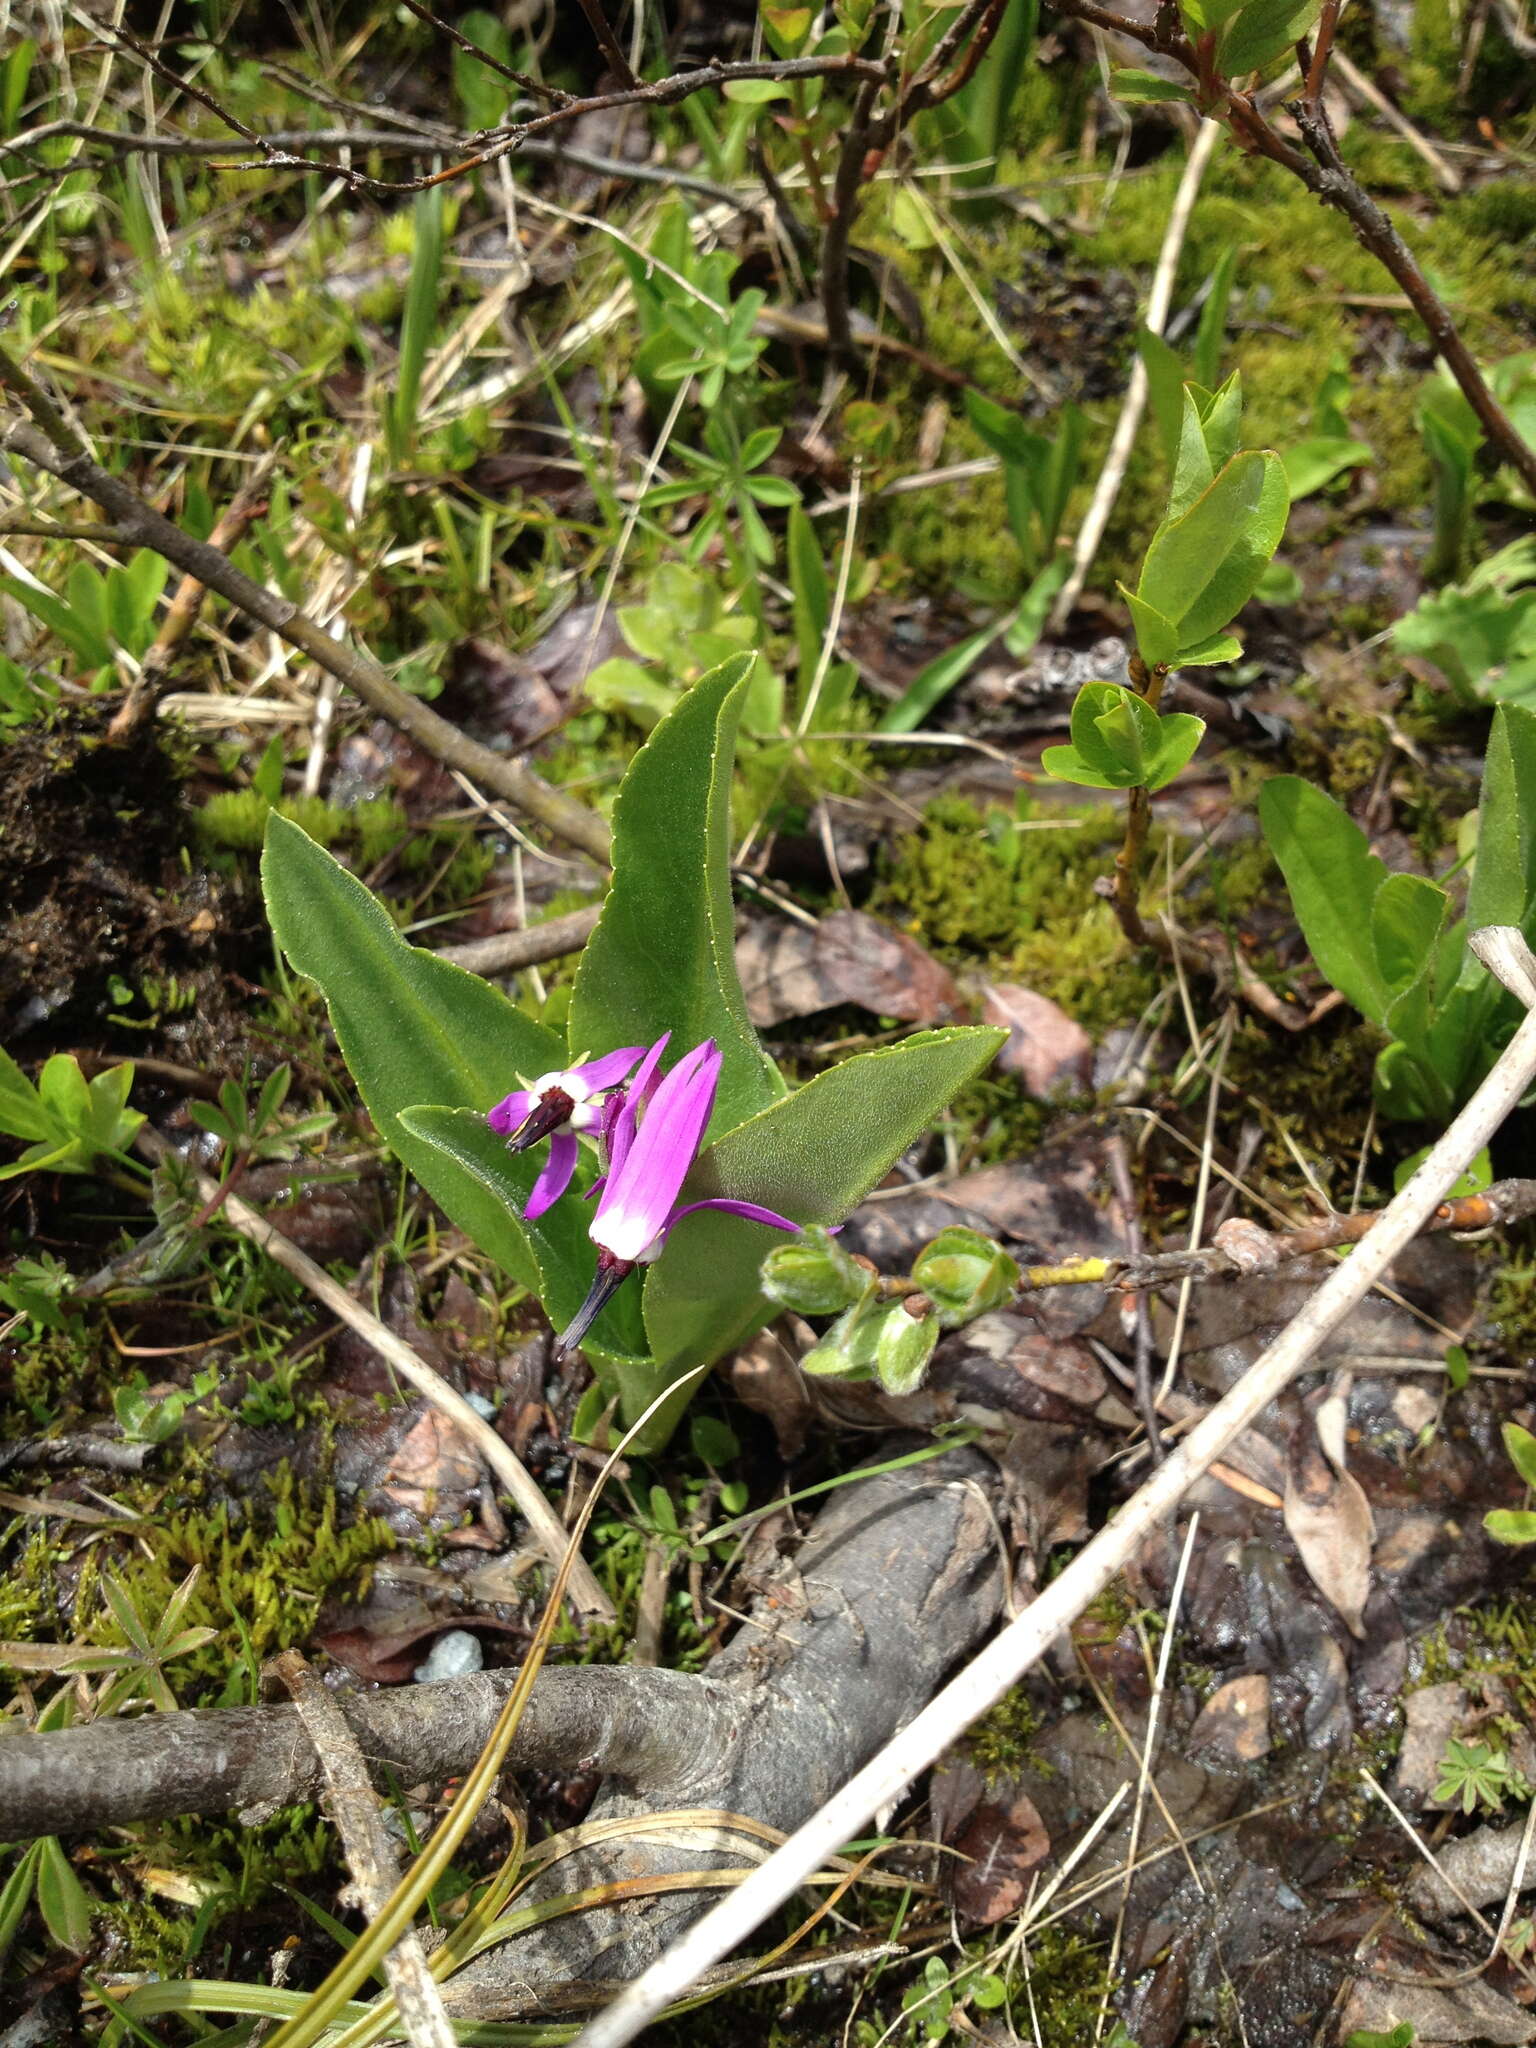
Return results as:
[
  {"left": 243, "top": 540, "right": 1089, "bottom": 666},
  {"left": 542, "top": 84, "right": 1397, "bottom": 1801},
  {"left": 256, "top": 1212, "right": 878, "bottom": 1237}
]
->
[{"left": 262, "top": 655, "right": 1003, "bottom": 1449}]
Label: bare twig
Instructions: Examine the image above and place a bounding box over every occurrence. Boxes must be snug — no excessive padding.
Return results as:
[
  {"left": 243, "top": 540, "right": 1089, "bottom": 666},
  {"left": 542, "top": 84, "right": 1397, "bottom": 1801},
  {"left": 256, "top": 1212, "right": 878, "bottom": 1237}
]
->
[
  {"left": 1048, "top": 0, "right": 1536, "bottom": 497},
  {"left": 568, "top": 930, "right": 1536, "bottom": 2048},
  {"left": 433, "top": 903, "right": 604, "bottom": 975},
  {"left": 0, "top": 341, "right": 611, "bottom": 865},
  {"left": 571, "top": 0, "right": 640, "bottom": 92},
  {"left": 107, "top": 451, "right": 278, "bottom": 740},
  {"left": 134, "top": 1128, "right": 614, "bottom": 1620},
  {"left": 273, "top": 1650, "right": 459, "bottom": 2048}
]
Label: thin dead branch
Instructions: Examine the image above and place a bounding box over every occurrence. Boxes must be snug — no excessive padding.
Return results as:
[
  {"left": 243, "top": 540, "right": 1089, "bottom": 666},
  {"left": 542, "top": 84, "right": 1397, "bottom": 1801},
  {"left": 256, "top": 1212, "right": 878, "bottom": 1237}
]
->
[
  {"left": 273, "top": 1650, "right": 459, "bottom": 2048},
  {"left": 0, "top": 341, "right": 612, "bottom": 866}
]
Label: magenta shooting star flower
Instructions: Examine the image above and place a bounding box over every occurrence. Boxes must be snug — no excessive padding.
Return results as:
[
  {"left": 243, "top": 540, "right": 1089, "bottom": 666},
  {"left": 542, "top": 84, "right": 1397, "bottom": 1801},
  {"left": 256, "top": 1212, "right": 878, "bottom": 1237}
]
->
[
  {"left": 489, "top": 1035, "right": 803, "bottom": 1358},
  {"left": 486, "top": 1044, "right": 645, "bottom": 1222}
]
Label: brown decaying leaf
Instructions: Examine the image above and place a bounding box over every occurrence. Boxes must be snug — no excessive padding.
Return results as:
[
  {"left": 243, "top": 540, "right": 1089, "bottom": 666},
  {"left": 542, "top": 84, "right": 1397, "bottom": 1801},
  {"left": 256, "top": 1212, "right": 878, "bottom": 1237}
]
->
[
  {"left": 735, "top": 910, "right": 959, "bottom": 1027},
  {"left": 950, "top": 1789, "right": 1051, "bottom": 1924},
  {"left": 982, "top": 982, "right": 1094, "bottom": 1098},
  {"left": 1283, "top": 1373, "right": 1376, "bottom": 1638}
]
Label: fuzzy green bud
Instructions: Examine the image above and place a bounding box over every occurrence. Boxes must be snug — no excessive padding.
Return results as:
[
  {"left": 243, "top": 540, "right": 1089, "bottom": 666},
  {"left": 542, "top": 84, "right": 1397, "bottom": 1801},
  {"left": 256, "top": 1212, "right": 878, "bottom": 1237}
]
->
[
  {"left": 799, "top": 1281, "right": 885, "bottom": 1380},
  {"left": 874, "top": 1295, "right": 940, "bottom": 1396},
  {"left": 910, "top": 1227, "right": 1020, "bottom": 1329},
  {"left": 761, "top": 1227, "right": 868, "bottom": 1317}
]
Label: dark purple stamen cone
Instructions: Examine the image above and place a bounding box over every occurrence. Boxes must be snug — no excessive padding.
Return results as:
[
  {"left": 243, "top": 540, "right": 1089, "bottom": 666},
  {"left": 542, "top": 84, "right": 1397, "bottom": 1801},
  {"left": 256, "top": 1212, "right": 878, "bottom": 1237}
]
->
[
  {"left": 552, "top": 1249, "right": 635, "bottom": 1361},
  {"left": 505, "top": 1089, "right": 573, "bottom": 1153}
]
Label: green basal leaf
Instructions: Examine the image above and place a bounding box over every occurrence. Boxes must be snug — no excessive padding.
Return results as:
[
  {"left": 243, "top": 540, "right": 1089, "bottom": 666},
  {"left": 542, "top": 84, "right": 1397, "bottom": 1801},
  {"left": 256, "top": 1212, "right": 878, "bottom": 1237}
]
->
[
  {"left": 1373, "top": 1040, "right": 1448, "bottom": 1123},
  {"left": 1468, "top": 702, "right": 1536, "bottom": 934},
  {"left": 398, "top": 1108, "right": 648, "bottom": 1366},
  {"left": 638, "top": 1026, "right": 1006, "bottom": 1445},
  {"left": 1283, "top": 436, "right": 1372, "bottom": 500},
  {"left": 1486, "top": 1508, "right": 1536, "bottom": 1546},
  {"left": 35, "top": 1834, "right": 93, "bottom": 1953},
  {"left": 569, "top": 655, "right": 782, "bottom": 1139},
  {"left": 261, "top": 815, "right": 565, "bottom": 1300},
  {"left": 1259, "top": 776, "right": 1392, "bottom": 1026},
  {"left": 1371, "top": 873, "right": 1452, "bottom": 1002},
  {"left": 1144, "top": 711, "right": 1206, "bottom": 791},
  {"left": 0, "top": 1045, "right": 57, "bottom": 1145}
]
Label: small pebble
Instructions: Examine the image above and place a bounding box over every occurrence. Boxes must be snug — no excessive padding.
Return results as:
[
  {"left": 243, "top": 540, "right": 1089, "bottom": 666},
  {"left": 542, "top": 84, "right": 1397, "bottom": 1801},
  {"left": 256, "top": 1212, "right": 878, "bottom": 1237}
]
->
[
  {"left": 464, "top": 1392, "right": 497, "bottom": 1419},
  {"left": 412, "top": 1629, "right": 484, "bottom": 1683}
]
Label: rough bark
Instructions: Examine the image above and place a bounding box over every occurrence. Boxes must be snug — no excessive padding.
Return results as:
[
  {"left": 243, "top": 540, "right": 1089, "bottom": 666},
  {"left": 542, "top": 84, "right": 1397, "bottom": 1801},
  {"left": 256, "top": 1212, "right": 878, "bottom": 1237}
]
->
[
  {"left": 0, "top": 1664, "right": 735, "bottom": 1839},
  {"left": 0, "top": 1447, "right": 1002, "bottom": 2019},
  {"left": 444, "top": 1444, "right": 1004, "bottom": 2018}
]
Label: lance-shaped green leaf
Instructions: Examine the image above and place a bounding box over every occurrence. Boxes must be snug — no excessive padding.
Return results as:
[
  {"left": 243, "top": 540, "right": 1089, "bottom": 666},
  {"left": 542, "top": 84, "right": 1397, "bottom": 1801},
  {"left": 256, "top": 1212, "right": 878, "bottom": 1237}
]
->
[
  {"left": 568, "top": 654, "right": 782, "bottom": 1139},
  {"left": 635, "top": 1025, "right": 1006, "bottom": 1444},
  {"left": 1259, "top": 776, "right": 1391, "bottom": 1026},
  {"left": 1137, "top": 449, "right": 1289, "bottom": 653},
  {"left": 261, "top": 814, "right": 567, "bottom": 1300},
  {"left": 1371, "top": 872, "right": 1451, "bottom": 1003}
]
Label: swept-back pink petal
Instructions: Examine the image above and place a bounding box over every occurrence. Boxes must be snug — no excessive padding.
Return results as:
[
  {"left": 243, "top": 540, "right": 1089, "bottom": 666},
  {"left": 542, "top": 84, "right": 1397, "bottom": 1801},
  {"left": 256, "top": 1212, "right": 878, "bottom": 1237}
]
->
[
  {"left": 606, "top": 1032, "right": 672, "bottom": 1184},
  {"left": 591, "top": 1040, "right": 720, "bottom": 1263},
  {"left": 487, "top": 1088, "right": 534, "bottom": 1136},
  {"left": 524, "top": 1130, "right": 579, "bottom": 1221},
  {"left": 666, "top": 1197, "right": 802, "bottom": 1238}
]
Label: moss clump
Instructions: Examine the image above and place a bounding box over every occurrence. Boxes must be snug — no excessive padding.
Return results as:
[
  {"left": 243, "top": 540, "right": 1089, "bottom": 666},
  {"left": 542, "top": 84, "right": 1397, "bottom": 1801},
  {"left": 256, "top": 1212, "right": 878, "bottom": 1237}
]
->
[
  {"left": 195, "top": 790, "right": 407, "bottom": 855},
  {"left": 966, "top": 1685, "right": 1046, "bottom": 1781},
  {"left": 76, "top": 1474, "right": 394, "bottom": 1706},
  {"left": 1488, "top": 1252, "right": 1536, "bottom": 1357},
  {"left": 872, "top": 797, "right": 1161, "bottom": 1037}
]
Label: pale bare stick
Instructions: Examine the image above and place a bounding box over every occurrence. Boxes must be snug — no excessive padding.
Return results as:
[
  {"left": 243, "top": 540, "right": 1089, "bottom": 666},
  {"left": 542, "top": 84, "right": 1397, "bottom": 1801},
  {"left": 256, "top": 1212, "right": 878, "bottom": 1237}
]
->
[
  {"left": 273, "top": 1650, "right": 459, "bottom": 2048},
  {"left": 569, "top": 930, "right": 1536, "bottom": 2047},
  {"left": 135, "top": 1129, "right": 614, "bottom": 1621},
  {"left": 1048, "top": 118, "right": 1222, "bottom": 634}
]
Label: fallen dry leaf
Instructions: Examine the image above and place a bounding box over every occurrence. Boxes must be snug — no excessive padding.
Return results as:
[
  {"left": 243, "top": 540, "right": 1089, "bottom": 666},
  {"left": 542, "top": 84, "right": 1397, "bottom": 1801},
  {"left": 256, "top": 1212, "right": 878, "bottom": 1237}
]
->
[
  {"left": 735, "top": 911, "right": 959, "bottom": 1028},
  {"left": 982, "top": 982, "right": 1094, "bottom": 1097},
  {"left": 1283, "top": 1376, "right": 1376, "bottom": 1639},
  {"left": 1188, "top": 1674, "right": 1271, "bottom": 1765},
  {"left": 951, "top": 1788, "right": 1051, "bottom": 1924}
]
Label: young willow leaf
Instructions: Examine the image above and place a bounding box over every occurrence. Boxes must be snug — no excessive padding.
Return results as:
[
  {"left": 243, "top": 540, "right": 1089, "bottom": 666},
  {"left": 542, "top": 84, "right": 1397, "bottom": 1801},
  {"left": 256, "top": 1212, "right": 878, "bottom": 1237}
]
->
[
  {"left": 568, "top": 654, "right": 782, "bottom": 1139},
  {"left": 1110, "top": 67, "right": 1195, "bottom": 102}
]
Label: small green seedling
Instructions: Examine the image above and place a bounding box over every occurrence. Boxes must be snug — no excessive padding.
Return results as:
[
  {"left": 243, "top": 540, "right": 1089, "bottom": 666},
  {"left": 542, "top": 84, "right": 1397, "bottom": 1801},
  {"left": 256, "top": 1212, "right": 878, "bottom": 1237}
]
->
[
  {"left": 1393, "top": 538, "right": 1536, "bottom": 708},
  {"left": 0, "top": 548, "right": 168, "bottom": 687},
  {"left": 0, "top": 1050, "right": 142, "bottom": 1182},
  {"left": 1432, "top": 1736, "right": 1528, "bottom": 1816}
]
